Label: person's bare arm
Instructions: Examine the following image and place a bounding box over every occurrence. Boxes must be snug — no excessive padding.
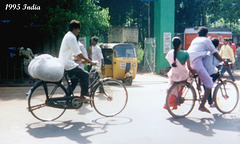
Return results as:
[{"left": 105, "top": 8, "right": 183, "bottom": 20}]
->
[
  {"left": 213, "top": 52, "right": 228, "bottom": 66},
  {"left": 74, "top": 54, "right": 96, "bottom": 65}
]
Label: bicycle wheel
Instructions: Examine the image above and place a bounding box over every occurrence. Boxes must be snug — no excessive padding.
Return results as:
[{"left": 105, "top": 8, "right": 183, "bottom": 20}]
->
[
  {"left": 92, "top": 79, "right": 128, "bottom": 117},
  {"left": 28, "top": 82, "right": 67, "bottom": 121},
  {"left": 166, "top": 81, "right": 196, "bottom": 118},
  {"left": 213, "top": 80, "right": 239, "bottom": 114}
]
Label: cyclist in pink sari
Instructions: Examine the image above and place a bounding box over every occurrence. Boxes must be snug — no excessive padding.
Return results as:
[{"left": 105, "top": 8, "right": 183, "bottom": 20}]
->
[{"left": 164, "top": 37, "right": 196, "bottom": 110}]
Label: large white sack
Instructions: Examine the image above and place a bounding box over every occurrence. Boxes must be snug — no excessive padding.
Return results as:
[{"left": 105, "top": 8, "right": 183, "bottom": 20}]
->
[{"left": 28, "top": 54, "right": 64, "bottom": 82}]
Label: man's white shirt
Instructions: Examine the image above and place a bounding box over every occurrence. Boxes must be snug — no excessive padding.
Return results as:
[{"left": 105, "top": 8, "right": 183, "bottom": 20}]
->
[
  {"left": 92, "top": 45, "right": 103, "bottom": 67},
  {"left": 76, "top": 41, "right": 88, "bottom": 69},
  {"left": 187, "top": 37, "right": 217, "bottom": 63},
  {"left": 58, "top": 31, "right": 82, "bottom": 70}
]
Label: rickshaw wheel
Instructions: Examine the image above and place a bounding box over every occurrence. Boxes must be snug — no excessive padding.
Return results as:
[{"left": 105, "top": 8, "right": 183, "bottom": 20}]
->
[{"left": 122, "top": 77, "right": 133, "bottom": 86}]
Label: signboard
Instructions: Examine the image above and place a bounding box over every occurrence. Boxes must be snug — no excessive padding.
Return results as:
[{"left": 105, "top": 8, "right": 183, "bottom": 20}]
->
[
  {"left": 163, "top": 32, "right": 171, "bottom": 53},
  {"left": 120, "top": 62, "right": 126, "bottom": 69}
]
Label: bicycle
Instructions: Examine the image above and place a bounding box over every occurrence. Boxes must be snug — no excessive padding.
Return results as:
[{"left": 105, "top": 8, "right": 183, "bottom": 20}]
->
[
  {"left": 26, "top": 66, "right": 128, "bottom": 121},
  {"left": 165, "top": 70, "right": 239, "bottom": 118}
]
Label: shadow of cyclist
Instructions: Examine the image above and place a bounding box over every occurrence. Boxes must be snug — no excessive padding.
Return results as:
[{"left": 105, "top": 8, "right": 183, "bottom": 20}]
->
[
  {"left": 167, "top": 113, "right": 240, "bottom": 137},
  {"left": 26, "top": 120, "right": 107, "bottom": 144}
]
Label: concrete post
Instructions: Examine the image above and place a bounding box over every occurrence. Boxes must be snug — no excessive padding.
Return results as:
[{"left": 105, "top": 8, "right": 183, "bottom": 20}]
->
[{"left": 154, "top": 0, "right": 175, "bottom": 74}]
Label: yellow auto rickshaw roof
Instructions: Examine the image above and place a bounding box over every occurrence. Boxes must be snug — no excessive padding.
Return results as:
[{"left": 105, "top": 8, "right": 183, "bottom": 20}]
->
[
  {"left": 100, "top": 43, "right": 121, "bottom": 49},
  {"left": 100, "top": 43, "right": 136, "bottom": 49}
]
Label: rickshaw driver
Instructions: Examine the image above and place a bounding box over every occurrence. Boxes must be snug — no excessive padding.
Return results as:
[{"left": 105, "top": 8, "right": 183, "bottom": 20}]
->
[{"left": 59, "top": 20, "right": 97, "bottom": 102}]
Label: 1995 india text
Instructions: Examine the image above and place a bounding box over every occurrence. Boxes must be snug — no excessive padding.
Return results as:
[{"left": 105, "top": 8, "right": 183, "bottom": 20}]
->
[{"left": 5, "top": 4, "right": 40, "bottom": 11}]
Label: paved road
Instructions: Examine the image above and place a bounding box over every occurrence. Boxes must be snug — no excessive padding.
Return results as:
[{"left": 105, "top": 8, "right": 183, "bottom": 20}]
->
[{"left": 0, "top": 73, "right": 239, "bottom": 144}]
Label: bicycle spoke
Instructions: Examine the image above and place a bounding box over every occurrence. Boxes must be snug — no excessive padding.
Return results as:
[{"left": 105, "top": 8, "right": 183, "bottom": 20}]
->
[
  {"left": 182, "top": 87, "right": 190, "bottom": 99},
  {"left": 29, "top": 103, "right": 46, "bottom": 111},
  {"left": 184, "top": 99, "right": 194, "bottom": 101},
  {"left": 49, "top": 86, "right": 59, "bottom": 98}
]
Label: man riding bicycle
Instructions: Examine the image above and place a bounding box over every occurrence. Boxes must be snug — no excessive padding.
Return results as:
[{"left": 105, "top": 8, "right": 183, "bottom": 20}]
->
[
  {"left": 187, "top": 27, "right": 228, "bottom": 113},
  {"left": 58, "top": 20, "right": 97, "bottom": 102}
]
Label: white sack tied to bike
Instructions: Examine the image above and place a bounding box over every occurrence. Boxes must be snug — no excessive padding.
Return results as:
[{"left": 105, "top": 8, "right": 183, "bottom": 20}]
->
[{"left": 28, "top": 54, "right": 64, "bottom": 82}]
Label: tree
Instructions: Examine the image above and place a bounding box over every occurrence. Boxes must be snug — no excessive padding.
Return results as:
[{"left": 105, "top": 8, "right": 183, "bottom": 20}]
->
[
  {"left": 99, "top": 0, "right": 150, "bottom": 46},
  {"left": 2, "top": 0, "right": 110, "bottom": 37},
  {"left": 175, "top": 0, "right": 212, "bottom": 32},
  {"left": 208, "top": 0, "right": 240, "bottom": 32},
  {"left": 99, "top": 0, "right": 133, "bottom": 26},
  {"left": 175, "top": 0, "right": 240, "bottom": 33}
]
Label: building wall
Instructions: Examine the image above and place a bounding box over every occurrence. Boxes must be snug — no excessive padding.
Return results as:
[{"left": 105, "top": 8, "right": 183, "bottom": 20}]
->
[{"left": 108, "top": 27, "right": 138, "bottom": 44}]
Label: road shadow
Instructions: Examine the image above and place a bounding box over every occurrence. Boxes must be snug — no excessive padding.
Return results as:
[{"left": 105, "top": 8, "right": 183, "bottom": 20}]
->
[
  {"left": 26, "top": 120, "right": 106, "bottom": 144},
  {"left": 26, "top": 116, "right": 132, "bottom": 144},
  {"left": 167, "top": 114, "right": 240, "bottom": 137},
  {"left": 92, "top": 116, "right": 133, "bottom": 127},
  {"left": 127, "top": 81, "right": 168, "bottom": 88}
]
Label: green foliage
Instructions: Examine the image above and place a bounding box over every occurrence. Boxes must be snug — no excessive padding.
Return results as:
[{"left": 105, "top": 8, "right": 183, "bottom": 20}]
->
[
  {"left": 209, "top": 18, "right": 240, "bottom": 33},
  {"left": 40, "top": 0, "right": 110, "bottom": 37},
  {"left": 137, "top": 44, "right": 144, "bottom": 64},
  {"left": 99, "top": 0, "right": 149, "bottom": 47},
  {"left": 99, "top": 0, "right": 134, "bottom": 26},
  {"left": 4, "top": 0, "right": 111, "bottom": 37},
  {"left": 175, "top": 0, "right": 240, "bottom": 34},
  {"left": 207, "top": 0, "right": 240, "bottom": 33}
]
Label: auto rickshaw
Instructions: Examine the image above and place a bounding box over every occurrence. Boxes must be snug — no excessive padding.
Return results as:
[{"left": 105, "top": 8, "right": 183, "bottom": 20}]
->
[{"left": 100, "top": 43, "right": 137, "bottom": 86}]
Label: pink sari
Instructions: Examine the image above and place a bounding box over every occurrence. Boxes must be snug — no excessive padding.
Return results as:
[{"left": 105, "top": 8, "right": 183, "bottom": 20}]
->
[
  {"left": 164, "top": 50, "right": 189, "bottom": 109},
  {"left": 165, "top": 50, "right": 189, "bottom": 83}
]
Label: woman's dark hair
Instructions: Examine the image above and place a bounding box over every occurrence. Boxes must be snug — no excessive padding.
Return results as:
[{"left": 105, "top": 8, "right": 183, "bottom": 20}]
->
[
  {"left": 198, "top": 26, "right": 208, "bottom": 37},
  {"left": 172, "top": 37, "right": 182, "bottom": 67},
  {"left": 211, "top": 38, "right": 219, "bottom": 48},
  {"left": 69, "top": 20, "right": 81, "bottom": 31}
]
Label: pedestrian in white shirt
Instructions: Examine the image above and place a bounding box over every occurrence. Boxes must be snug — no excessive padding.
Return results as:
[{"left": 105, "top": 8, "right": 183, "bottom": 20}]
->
[
  {"left": 74, "top": 35, "right": 89, "bottom": 69},
  {"left": 187, "top": 27, "right": 227, "bottom": 113},
  {"left": 91, "top": 36, "right": 104, "bottom": 71},
  {"left": 58, "top": 20, "right": 96, "bottom": 101}
]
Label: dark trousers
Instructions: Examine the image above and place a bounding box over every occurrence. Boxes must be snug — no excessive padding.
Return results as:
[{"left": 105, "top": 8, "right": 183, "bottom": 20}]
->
[
  {"left": 221, "top": 59, "right": 235, "bottom": 81},
  {"left": 66, "top": 67, "right": 89, "bottom": 96},
  {"left": 204, "top": 73, "right": 219, "bottom": 105}
]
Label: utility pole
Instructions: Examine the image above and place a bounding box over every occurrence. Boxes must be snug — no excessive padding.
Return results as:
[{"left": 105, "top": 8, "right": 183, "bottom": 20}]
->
[
  {"left": 148, "top": 1, "right": 150, "bottom": 38},
  {"left": 140, "top": 0, "right": 152, "bottom": 38}
]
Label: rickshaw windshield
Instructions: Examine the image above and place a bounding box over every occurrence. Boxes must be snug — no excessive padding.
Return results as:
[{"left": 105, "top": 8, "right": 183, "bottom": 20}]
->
[{"left": 114, "top": 46, "right": 136, "bottom": 58}]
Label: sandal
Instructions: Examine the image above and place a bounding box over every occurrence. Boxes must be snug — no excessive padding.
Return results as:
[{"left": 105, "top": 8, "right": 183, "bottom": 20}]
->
[
  {"left": 78, "top": 96, "right": 91, "bottom": 102},
  {"left": 198, "top": 106, "right": 211, "bottom": 113},
  {"left": 210, "top": 103, "right": 215, "bottom": 108}
]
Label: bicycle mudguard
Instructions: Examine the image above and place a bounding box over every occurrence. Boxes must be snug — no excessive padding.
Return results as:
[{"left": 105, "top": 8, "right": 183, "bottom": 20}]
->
[
  {"left": 90, "top": 78, "right": 112, "bottom": 96},
  {"left": 26, "top": 89, "right": 32, "bottom": 100},
  {"left": 26, "top": 81, "right": 43, "bottom": 100},
  {"left": 101, "top": 77, "right": 112, "bottom": 82}
]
